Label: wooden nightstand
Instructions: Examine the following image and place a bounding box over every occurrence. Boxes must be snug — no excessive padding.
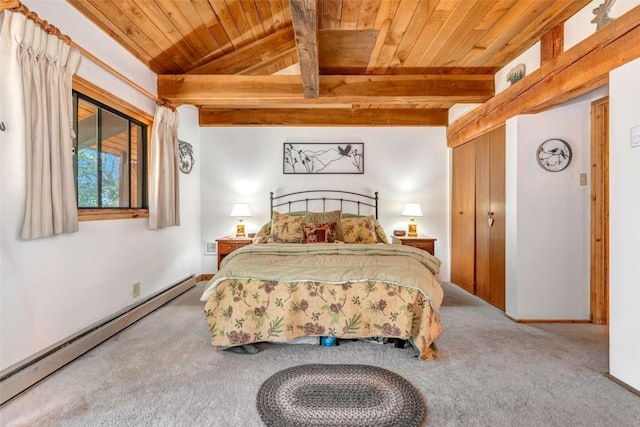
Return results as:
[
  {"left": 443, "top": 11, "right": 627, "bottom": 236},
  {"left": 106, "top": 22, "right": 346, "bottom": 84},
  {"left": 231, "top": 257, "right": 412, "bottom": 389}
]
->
[
  {"left": 391, "top": 236, "right": 436, "bottom": 256},
  {"left": 217, "top": 237, "right": 252, "bottom": 269}
]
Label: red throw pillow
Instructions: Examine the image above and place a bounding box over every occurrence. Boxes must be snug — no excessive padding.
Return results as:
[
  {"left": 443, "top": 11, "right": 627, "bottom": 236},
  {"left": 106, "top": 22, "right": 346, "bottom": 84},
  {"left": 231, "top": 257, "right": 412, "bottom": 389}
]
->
[
  {"left": 316, "top": 222, "right": 337, "bottom": 243},
  {"left": 303, "top": 223, "right": 317, "bottom": 243}
]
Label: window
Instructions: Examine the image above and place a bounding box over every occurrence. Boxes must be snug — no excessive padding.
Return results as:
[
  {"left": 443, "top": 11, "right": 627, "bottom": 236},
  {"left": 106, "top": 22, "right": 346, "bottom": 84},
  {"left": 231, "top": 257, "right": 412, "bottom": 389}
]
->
[{"left": 71, "top": 84, "right": 151, "bottom": 220}]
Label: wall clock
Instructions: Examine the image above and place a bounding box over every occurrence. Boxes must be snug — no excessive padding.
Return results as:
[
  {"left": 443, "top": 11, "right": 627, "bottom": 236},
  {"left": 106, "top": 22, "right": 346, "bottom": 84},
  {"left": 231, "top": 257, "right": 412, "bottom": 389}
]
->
[{"left": 536, "top": 138, "right": 572, "bottom": 172}]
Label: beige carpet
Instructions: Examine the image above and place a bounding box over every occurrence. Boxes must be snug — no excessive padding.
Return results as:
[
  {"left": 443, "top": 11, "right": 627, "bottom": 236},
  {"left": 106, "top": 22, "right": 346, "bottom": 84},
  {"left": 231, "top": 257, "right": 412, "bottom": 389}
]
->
[{"left": 1, "top": 281, "right": 638, "bottom": 426}]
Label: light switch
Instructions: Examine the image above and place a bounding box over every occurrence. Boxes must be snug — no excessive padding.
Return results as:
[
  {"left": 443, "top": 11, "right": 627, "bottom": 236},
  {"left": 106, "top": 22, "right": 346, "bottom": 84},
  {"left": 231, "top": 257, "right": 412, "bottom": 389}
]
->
[
  {"left": 631, "top": 126, "right": 640, "bottom": 148},
  {"left": 580, "top": 173, "right": 587, "bottom": 186}
]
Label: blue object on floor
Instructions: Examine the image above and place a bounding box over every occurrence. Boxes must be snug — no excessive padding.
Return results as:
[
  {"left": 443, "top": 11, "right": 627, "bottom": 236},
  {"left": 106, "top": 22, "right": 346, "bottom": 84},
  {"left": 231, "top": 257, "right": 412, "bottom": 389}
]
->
[{"left": 321, "top": 336, "right": 337, "bottom": 346}]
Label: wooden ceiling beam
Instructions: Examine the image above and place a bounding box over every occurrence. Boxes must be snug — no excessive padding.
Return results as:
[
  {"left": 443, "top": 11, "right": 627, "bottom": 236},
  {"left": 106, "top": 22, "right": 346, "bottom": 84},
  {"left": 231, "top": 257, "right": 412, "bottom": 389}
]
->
[
  {"left": 321, "top": 75, "right": 493, "bottom": 98},
  {"left": 289, "top": 0, "right": 319, "bottom": 98},
  {"left": 187, "top": 26, "right": 297, "bottom": 75},
  {"left": 157, "top": 73, "right": 494, "bottom": 105},
  {"left": 199, "top": 108, "right": 448, "bottom": 127},
  {"left": 159, "top": 74, "right": 303, "bottom": 103},
  {"left": 447, "top": 5, "right": 640, "bottom": 148}
]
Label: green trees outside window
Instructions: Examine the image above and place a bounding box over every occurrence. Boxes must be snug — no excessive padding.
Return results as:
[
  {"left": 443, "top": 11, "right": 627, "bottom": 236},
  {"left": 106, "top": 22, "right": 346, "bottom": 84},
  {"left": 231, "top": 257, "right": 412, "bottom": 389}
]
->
[{"left": 73, "top": 92, "right": 147, "bottom": 209}]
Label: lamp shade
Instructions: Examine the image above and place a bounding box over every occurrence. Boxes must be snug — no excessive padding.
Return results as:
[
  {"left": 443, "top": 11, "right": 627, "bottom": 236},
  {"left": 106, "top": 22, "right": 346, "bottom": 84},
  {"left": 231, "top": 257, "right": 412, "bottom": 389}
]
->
[
  {"left": 230, "top": 203, "right": 251, "bottom": 217},
  {"left": 401, "top": 203, "right": 423, "bottom": 218}
]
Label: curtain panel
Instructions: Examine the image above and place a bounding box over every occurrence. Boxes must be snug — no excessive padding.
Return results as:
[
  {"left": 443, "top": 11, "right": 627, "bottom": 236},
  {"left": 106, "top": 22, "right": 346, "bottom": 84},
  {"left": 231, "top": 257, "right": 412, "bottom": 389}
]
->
[
  {"left": 0, "top": 11, "right": 81, "bottom": 239},
  {"left": 149, "top": 106, "right": 180, "bottom": 229}
]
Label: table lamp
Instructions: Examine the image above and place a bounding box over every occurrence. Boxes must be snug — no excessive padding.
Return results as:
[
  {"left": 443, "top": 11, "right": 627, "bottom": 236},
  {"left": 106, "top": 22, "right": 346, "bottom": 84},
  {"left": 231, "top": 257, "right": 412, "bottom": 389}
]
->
[
  {"left": 401, "top": 203, "right": 423, "bottom": 237},
  {"left": 230, "top": 203, "right": 251, "bottom": 237}
]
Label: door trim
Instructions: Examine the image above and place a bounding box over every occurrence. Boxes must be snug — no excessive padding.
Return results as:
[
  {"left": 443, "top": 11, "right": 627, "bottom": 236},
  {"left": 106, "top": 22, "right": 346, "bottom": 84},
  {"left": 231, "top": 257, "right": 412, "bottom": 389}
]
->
[{"left": 590, "top": 96, "right": 609, "bottom": 325}]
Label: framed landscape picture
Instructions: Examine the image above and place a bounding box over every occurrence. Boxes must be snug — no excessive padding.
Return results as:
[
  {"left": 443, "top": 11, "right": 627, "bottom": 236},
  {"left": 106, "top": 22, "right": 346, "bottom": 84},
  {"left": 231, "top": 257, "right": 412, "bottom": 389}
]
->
[{"left": 283, "top": 142, "right": 364, "bottom": 174}]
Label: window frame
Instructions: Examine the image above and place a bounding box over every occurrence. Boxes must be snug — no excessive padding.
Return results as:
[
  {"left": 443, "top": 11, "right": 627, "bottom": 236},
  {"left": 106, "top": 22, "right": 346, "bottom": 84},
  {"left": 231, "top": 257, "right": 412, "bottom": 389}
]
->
[{"left": 72, "top": 76, "right": 153, "bottom": 221}]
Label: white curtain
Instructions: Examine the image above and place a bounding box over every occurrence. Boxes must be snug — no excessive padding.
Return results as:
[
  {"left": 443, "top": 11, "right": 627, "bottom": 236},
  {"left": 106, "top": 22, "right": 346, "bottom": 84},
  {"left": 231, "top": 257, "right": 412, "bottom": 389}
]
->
[
  {"left": 149, "top": 105, "right": 180, "bottom": 229},
  {"left": 0, "top": 11, "right": 81, "bottom": 239}
]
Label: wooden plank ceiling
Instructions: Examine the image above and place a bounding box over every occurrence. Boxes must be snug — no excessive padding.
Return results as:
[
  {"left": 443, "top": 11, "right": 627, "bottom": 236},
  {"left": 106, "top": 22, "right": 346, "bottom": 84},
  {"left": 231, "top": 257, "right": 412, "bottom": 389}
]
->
[{"left": 66, "top": 0, "right": 590, "bottom": 126}]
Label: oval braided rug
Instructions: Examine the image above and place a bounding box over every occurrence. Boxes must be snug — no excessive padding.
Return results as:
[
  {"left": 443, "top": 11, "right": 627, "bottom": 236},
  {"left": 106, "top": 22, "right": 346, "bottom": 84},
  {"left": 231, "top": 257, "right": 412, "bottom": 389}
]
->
[{"left": 256, "top": 364, "right": 425, "bottom": 427}]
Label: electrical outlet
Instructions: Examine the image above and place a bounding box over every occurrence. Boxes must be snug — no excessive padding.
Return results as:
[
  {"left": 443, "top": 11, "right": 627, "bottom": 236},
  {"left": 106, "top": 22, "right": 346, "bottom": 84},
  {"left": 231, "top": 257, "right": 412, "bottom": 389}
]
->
[{"left": 133, "top": 282, "right": 141, "bottom": 298}]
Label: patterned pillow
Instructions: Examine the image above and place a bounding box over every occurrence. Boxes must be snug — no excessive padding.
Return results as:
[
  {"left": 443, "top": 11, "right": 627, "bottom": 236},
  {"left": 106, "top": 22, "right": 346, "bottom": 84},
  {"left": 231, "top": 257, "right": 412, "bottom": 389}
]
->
[
  {"left": 341, "top": 213, "right": 389, "bottom": 243},
  {"left": 374, "top": 221, "right": 389, "bottom": 244},
  {"left": 341, "top": 216, "right": 377, "bottom": 243},
  {"left": 306, "top": 210, "right": 342, "bottom": 241},
  {"left": 268, "top": 211, "right": 306, "bottom": 243},
  {"left": 252, "top": 221, "right": 272, "bottom": 244},
  {"left": 253, "top": 211, "right": 308, "bottom": 243}
]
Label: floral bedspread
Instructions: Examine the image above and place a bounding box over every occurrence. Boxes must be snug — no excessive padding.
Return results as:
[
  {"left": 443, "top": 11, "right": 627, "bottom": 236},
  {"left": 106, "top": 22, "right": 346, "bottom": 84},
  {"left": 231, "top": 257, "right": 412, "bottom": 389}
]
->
[{"left": 201, "top": 243, "right": 444, "bottom": 359}]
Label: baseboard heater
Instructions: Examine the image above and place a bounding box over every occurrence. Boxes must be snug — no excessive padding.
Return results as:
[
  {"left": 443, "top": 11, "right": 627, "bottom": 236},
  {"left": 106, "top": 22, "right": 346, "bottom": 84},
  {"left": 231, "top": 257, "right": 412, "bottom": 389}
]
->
[{"left": 0, "top": 275, "right": 197, "bottom": 405}]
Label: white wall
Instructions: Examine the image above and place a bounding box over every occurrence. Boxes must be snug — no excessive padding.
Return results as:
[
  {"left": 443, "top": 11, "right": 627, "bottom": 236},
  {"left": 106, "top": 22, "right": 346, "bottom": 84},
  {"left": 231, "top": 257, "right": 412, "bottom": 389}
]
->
[
  {"left": 0, "top": 4, "right": 201, "bottom": 370},
  {"left": 199, "top": 127, "right": 450, "bottom": 281},
  {"left": 504, "top": 119, "right": 519, "bottom": 315},
  {"left": 505, "top": 87, "right": 608, "bottom": 320},
  {"left": 609, "top": 57, "right": 640, "bottom": 391}
]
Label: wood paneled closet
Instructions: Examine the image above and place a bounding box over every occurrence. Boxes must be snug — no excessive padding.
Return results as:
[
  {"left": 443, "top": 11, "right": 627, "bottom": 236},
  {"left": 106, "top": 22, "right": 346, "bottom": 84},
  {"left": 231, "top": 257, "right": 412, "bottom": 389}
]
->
[{"left": 451, "top": 125, "right": 506, "bottom": 310}]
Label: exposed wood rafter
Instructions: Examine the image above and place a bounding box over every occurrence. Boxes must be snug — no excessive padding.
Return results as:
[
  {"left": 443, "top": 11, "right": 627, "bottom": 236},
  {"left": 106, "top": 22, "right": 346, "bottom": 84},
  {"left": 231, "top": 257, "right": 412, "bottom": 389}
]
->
[
  {"left": 447, "top": 5, "right": 640, "bottom": 148},
  {"left": 541, "top": 23, "right": 564, "bottom": 65},
  {"left": 289, "top": 0, "right": 319, "bottom": 98},
  {"left": 366, "top": 19, "right": 391, "bottom": 73},
  {"left": 188, "top": 26, "right": 297, "bottom": 75},
  {"left": 157, "top": 74, "right": 494, "bottom": 105},
  {"left": 199, "top": 107, "right": 448, "bottom": 127}
]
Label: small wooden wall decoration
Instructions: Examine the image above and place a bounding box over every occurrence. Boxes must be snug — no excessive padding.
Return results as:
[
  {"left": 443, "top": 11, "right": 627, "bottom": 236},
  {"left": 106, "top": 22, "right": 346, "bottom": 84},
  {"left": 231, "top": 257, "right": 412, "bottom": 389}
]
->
[
  {"left": 506, "top": 64, "right": 526, "bottom": 85},
  {"left": 592, "top": 0, "right": 616, "bottom": 30},
  {"left": 283, "top": 142, "right": 364, "bottom": 174}
]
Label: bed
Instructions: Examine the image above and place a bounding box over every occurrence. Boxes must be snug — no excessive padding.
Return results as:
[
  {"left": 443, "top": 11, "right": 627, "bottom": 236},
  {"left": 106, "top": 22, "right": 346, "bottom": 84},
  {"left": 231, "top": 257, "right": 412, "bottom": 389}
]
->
[{"left": 200, "top": 190, "right": 444, "bottom": 360}]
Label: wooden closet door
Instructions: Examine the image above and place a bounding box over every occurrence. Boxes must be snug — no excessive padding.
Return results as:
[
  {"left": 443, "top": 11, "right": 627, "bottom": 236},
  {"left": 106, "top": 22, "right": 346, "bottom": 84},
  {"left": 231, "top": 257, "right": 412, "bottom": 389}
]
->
[
  {"left": 451, "top": 142, "right": 476, "bottom": 294},
  {"left": 475, "top": 126, "right": 506, "bottom": 310}
]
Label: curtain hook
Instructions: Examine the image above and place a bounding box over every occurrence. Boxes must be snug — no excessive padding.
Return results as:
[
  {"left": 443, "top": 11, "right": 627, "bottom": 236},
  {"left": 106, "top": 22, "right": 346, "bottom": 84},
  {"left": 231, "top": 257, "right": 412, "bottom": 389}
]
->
[{"left": 0, "top": 122, "right": 6, "bottom": 131}]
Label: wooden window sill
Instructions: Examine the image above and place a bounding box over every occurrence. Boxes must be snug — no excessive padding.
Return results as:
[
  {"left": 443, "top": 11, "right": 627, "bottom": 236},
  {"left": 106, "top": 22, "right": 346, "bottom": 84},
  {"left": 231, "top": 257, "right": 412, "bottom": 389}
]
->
[{"left": 79, "top": 209, "right": 149, "bottom": 221}]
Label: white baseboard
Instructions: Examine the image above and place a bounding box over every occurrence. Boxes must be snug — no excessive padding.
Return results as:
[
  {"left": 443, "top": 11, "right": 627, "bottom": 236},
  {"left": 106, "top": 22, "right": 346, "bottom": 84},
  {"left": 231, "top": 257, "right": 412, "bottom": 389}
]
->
[{"left": 0, "top": 275, "right": 196, "bottom": 405}]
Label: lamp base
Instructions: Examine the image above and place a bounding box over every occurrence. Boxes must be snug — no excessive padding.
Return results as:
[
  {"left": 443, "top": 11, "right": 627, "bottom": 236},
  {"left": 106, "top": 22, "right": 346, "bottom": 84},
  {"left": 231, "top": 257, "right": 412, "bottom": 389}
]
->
[
  {"left": 407, "top": 222, "right": 417, "bottom": 238},
  {"left": 236, "top": 223, "right": 246, "bottom": 238}
]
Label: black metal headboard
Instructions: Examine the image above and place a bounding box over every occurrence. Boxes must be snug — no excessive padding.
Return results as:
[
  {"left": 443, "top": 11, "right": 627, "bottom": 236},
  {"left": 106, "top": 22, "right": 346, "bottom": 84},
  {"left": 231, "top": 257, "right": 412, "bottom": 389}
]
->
[{"left": 270, "top": 190, "right": 378, "bottom": 219}]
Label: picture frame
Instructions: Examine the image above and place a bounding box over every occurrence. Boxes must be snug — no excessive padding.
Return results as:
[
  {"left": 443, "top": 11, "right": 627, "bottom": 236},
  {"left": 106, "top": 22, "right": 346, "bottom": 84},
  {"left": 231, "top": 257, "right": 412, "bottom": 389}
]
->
[{"left": 283, "top": 142, "right": 364, "bottom": 174}]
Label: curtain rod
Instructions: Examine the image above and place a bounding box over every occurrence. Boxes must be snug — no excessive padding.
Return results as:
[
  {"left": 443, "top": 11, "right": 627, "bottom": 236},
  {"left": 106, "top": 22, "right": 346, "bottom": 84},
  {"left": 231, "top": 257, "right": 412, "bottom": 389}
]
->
[{"left": 0, "top": 1, "right": 176, "bottom": 112}]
